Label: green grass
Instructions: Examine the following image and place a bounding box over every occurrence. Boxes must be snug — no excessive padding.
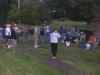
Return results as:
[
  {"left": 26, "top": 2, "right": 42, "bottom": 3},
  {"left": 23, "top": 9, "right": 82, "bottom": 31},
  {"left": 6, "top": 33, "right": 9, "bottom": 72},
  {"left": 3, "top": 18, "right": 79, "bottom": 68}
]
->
[
  {"left": 1, "top": 34, "right": 100, "bottom": 75},
  {"left": 0, "top": 46, "right": 69, "bottom": 75},
  {"left": 21, "top": 38, "right": 100, "bottom": 75}
]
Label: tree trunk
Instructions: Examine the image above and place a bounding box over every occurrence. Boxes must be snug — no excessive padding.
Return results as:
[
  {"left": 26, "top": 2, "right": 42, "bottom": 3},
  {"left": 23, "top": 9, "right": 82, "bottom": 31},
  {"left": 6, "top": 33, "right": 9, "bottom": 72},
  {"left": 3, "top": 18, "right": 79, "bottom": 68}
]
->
[{"left": 94, "top": 15, "right": 100, "bottom": 40}]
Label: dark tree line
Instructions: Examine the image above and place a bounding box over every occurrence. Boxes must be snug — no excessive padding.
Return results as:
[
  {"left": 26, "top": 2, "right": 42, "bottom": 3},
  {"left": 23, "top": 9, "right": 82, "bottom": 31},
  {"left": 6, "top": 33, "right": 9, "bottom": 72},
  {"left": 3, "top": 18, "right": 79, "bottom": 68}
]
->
[
  {"left": 45, "top": 0, "right": 96, "bottom": 23},
  {"left": 0, "top": 0, "right": 100, "bottom": 24}
]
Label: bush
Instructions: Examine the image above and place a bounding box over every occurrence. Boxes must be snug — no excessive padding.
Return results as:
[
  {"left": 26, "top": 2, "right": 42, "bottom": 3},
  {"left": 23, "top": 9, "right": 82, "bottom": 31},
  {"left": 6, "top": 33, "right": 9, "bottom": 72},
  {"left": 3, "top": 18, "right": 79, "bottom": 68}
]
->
[{"left": 50, "top": 20, "right": 88, "bottom": 30}]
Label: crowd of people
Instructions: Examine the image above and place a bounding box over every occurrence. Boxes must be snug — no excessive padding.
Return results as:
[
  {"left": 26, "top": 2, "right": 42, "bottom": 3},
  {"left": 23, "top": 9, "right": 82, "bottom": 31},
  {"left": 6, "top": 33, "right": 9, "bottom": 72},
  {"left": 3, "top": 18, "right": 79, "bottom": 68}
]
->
[
  {"left": 1, "top": 23, "right": 19, "bottom": 54},
  {"left": 0, "top": 23, "right": 99, "bottom": 59},
  {"left": 33, "top": 24, "right": 99, "bottom": 59}
]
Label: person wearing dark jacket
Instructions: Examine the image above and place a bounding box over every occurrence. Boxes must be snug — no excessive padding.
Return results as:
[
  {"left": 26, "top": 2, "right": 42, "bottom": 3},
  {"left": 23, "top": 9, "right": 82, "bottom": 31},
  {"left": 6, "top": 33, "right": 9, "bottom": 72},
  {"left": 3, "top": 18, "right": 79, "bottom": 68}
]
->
[{"left": 10, "top": 25, "right": 17, "bottom": 54}]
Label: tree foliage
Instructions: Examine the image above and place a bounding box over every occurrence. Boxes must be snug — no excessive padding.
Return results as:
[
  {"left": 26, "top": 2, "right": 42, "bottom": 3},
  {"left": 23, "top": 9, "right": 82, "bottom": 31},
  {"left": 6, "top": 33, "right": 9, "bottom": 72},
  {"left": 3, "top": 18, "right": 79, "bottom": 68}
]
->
[
  {"left": 46, "top": 0, "right": 95, "bottom": 23},
  {"left": 8, "top": 0, "right": 38, "bottom": 24},
  {"left": 0, "top": 0, "right": 100, "bottom": 24},
  {"left": 0, "top": 0, "right": 11, "bottom": 24}
]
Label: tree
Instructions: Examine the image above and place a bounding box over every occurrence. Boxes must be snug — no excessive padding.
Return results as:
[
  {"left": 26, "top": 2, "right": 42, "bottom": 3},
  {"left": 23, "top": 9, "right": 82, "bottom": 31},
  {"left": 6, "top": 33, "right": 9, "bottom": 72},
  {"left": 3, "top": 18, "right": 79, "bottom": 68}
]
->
[
  {"left": 8, "top": 4, "right": 19, "bottom": 22},
  {"left": 0, "top": 0, "right": 10, "bottom": 24},
  {"left": 8, "top": 0, "right": 41, "bottom": 24},
  {"left": 76, "top": 1, "right": 95, "bottom": 23},
  {"left": 45, "top": 0, "right": 95, "bottom": 23},
  {"left": 92, "top": 0, "right": 100, "bottom": 39}
]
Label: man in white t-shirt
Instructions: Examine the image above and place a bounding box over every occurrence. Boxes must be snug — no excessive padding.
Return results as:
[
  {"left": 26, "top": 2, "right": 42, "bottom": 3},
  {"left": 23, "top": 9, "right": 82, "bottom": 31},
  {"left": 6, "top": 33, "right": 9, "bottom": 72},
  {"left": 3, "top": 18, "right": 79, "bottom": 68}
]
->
[
  {"left": 50, "top": 29, "right": 61, "bottom": 59},
  {"left": 5, "top": 24, "right": 12, "bottom": 48},
  {"left": 5, "top": 24, "right": 11, "bottom": 37}
]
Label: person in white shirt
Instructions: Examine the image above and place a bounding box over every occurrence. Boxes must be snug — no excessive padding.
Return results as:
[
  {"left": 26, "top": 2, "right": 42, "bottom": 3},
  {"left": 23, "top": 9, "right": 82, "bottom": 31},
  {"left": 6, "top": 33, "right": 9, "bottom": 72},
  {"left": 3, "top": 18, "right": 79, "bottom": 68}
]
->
[
  {"left": 34, "top": 24, "right": 40, "bottom": 48},
  {"left": 5, "top": 24, "right": 12, "bottom": 48},
  {"left": 5, "top": 24, "right": 11, "bottom": 37},
  {"left": 50, "top": 29, "right": 61, "bottom": 59}
]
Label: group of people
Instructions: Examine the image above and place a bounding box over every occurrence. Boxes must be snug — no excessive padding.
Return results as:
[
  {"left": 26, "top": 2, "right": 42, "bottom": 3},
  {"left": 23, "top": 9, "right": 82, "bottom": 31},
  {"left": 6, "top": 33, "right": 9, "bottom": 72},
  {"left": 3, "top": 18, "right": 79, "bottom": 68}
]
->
[
  {"left": 1, "top": 23, "right": 30, "bottom": 54},
  {"left": 34, "top": 24, "right": 60, "bottom": 59},
  {"left": 0, "top": 23, "right": 99, "bottom": 59},
  {"left": 1, "top": 23, "right": 19, "bottom": 54},
  {"left": 34, "top": 25, "right": 99, "bottom": 59}
]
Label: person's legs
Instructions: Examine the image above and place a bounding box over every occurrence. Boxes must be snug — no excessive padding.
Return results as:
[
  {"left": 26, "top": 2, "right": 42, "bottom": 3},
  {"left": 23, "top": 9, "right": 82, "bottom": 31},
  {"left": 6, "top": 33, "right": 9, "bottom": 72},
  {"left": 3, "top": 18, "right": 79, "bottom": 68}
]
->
[
  {"left": 11, "top": 39, "right": 17, "bottom": 54},
  {"left": 5, "top": 36, "right": 10, "bottom": 48},
  {"left": 86, "top": 43, "right": 91, "bottom": 50},
  {"left": 66, "top": 41, "right": 71, "bottom": 47},
  {"left": 12, "top": 46, "right": 16, "bottom": 54},
  {"left": 7, "top": 39, "right": 12, "bottom": 48},
  {"left": 34, "top": 39, "right": 38, "bottom": 48},
  {"left": 51, "top": 43, "right": 53, "bottom": 55},
  {"left": 34, "top": 35, "right": 39, "bottom": 48},
  {"left": 23, "top": 32, "right": 28, "bottom": 43},
  {"left": 47, "top": 32, "right": 50, "bottom": 42},
  {"left": 90, "top": 44, "right": 96, "bottom": 49},
  {"left": 61, "top": 35, "right": 65, "bottom": 43},
  {"left": 45, "top": 33, "right": 50, "bottom": 42},
  {"left": 37, "top": 35, "right": 40, "bottom": 47},
  {"left": 16, "top": 33, "right": 19, "bottom": 43},
  {"left": 51, "top": 43, "right": 58, "bottom": 58},
  {"left": 53, "top": 43, "right": 57, "bottom": 57}
]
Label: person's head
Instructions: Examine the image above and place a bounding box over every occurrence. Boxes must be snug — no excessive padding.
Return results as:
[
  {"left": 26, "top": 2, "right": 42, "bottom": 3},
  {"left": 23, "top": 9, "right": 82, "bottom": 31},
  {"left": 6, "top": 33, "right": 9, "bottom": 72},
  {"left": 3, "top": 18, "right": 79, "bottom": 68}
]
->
[
  {"left": 35, "top": 24, "right": 39, "bottom": 26},
  {"left": 13, "top": 23, "right": 17, "bottom": 27},
  {"left": 6, "top": 24, "right": 11, "bottom": 28},
  {"left": 53, "top": 28, "right": 58, "bottom": 33},
  {"left": 80, "top": 31, "right": 84, "bottom": 34},
  {"left": 10, "top": 24, "right": 15, "bottom": 29}
]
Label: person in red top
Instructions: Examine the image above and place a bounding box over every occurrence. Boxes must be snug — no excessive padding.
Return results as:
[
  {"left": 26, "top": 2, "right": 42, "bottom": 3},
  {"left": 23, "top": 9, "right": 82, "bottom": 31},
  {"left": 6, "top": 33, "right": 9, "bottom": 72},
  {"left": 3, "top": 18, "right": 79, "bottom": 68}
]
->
[
  {"left": 88, "top": 35, "right": 96, "bottom": 45},
  {"left": 88, "top": 34, "right": 97, "bottom": 49}
]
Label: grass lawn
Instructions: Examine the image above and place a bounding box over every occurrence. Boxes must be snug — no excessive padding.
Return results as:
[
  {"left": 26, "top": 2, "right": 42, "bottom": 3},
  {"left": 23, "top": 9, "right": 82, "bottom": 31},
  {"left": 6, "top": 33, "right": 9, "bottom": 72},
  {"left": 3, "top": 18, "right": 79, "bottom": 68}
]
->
[
  {"left": 13, "top": 20, "right": 98, "bottom": 75},
  {"left": 0, "top": 35, "right": 100, "bottom": 75},
  {"left": 0, "top": 46, "right": 69, "bottom": 75},
  {"left": 20, "top": 36, "right": 100, "bottom": 75}
]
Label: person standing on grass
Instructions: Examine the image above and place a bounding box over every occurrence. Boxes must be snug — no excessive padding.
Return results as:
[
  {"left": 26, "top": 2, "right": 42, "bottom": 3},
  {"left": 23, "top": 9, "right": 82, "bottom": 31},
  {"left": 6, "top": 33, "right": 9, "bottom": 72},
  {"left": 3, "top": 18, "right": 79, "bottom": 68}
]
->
[
  {"left": 10, "top": 24, "right": 17, "bottom": 54},
  {"left": 13, "top": 23, "right": 19, "bottom": 43},
  {"left": 34, "top": 24, "right": 40, "bottom": 48},
  {"left": 23, "top": 25, "right": 29, "bottom": 43},
  {"left": 44, "top": 24, "right": 50, "bottom": 42},
  {"left": 59, "top": 26, "right": 66, "bottom": 43},
  {"left": 50, "top": 29, "right": 61, "bottom": 59},
  {"left": 80, "top": 32, "right": 86, "bottom": 43},
  {"left": 1, "top": 25, "right": 6, "bottom": 46},
  {"left": 87, "top": 34, "right": 97, "bottom": 49},
  {"left": 5, "top": 24, "right": 12, "bottom": 48}
]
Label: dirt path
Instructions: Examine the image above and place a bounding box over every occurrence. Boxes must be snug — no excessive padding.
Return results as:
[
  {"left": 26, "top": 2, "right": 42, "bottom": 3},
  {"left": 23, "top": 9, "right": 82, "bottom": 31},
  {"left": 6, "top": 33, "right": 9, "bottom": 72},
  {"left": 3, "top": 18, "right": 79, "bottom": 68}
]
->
[
  {"left": 17, "top": 44, "right": 87, "bottom": 75},
  {"left": 20, "top": 39, "right": 100, "bottom": 65}
]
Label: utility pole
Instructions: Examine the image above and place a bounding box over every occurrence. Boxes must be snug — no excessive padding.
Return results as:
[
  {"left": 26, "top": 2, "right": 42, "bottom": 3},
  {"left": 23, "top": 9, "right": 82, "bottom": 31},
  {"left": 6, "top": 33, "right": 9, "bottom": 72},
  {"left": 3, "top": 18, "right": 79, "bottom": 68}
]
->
[{"left": 18, "top": 0, "right": 21, "bottom": 25}]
